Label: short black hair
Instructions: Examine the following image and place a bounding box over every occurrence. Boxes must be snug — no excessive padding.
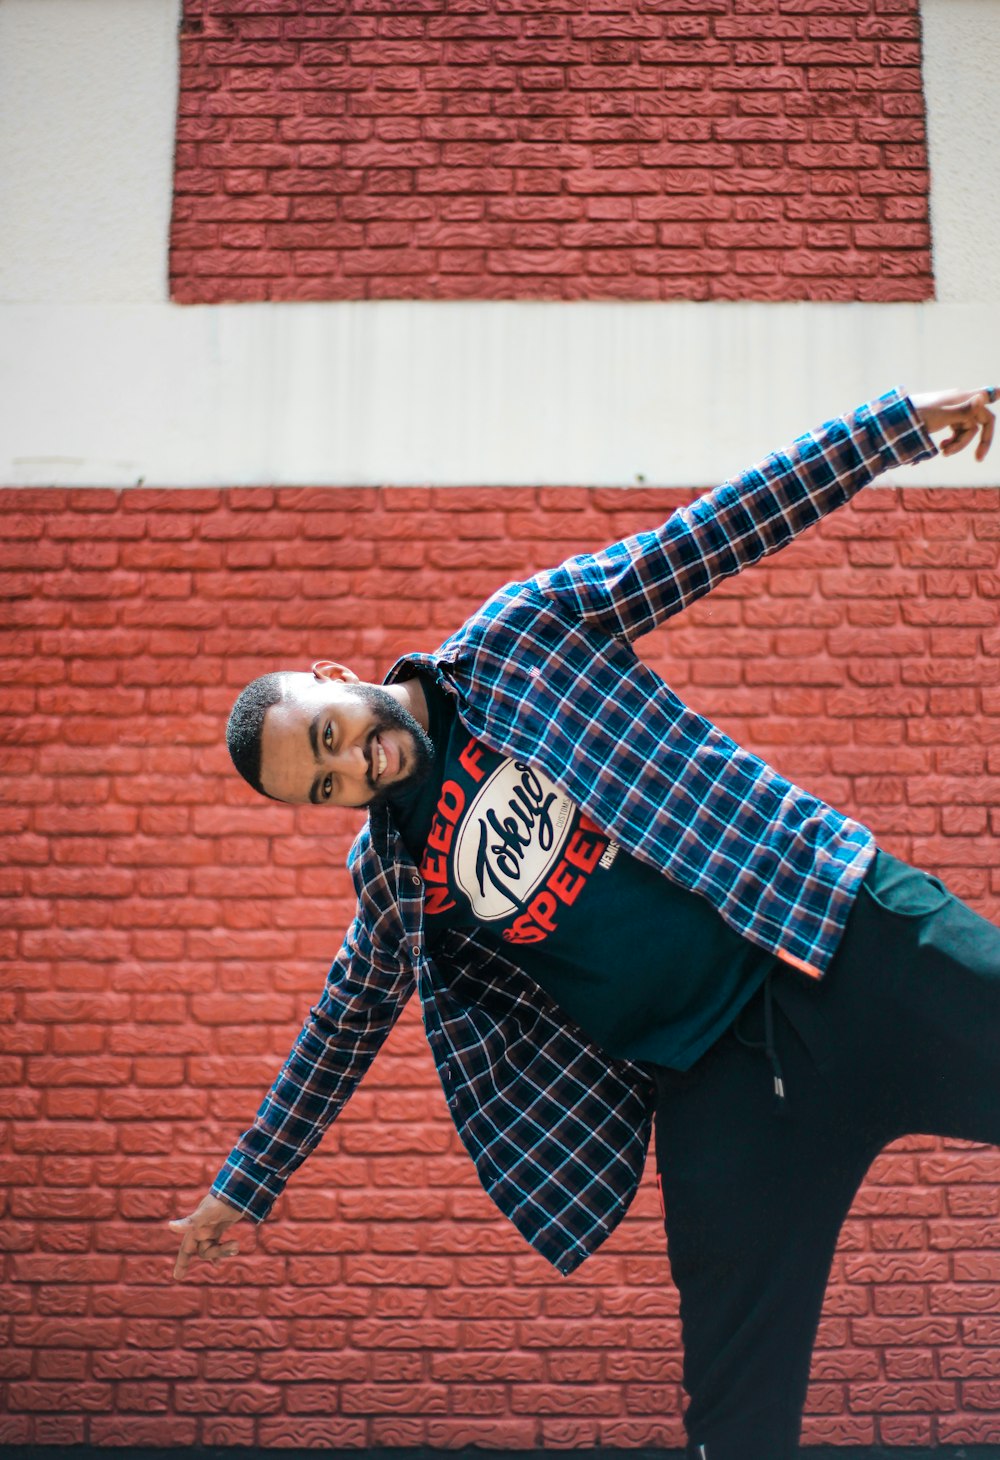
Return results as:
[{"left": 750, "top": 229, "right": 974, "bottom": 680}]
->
[{"left": 226, "top": 672, "right": 288, "bottom": 797}]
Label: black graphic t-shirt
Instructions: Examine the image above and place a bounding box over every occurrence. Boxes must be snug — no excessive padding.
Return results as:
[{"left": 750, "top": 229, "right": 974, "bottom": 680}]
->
[{"left": 388, "top": 672, "right": 778, "bottom": 1072}]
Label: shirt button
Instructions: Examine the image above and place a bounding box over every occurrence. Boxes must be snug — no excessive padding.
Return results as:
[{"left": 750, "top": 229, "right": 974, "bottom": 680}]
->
[
  {"left": 411, "top": 944, "right": 421, "bottom": 960},
  {"left": 411, "top": 873, "right": 421, "bottom": 887}
]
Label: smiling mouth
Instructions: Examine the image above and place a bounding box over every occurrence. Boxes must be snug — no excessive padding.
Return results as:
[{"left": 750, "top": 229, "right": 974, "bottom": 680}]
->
[{"left": 370, "top": 731, "right": 394, "bottom": 786}]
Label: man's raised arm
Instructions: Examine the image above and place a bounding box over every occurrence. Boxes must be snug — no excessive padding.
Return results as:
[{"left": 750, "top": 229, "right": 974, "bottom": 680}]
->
[{"left": 530, "top": 386, "right": 995, "bottom": 644}]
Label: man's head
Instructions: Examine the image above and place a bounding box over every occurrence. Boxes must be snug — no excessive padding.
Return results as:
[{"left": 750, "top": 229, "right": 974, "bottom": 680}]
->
[{"left": 226, "top": 661, "right": 434, "bottom": 809}]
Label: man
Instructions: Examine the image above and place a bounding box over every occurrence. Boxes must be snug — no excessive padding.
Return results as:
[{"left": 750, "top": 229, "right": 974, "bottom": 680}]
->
[{"left": 170, "top": 386, "right": 1000, "bottom": 1458}]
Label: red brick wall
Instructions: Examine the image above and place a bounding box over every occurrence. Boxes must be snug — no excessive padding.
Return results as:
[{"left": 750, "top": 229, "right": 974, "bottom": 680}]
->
[
  {"left": 171, "top": 0, "right": 932, "bottom": 304},
  {"left": 2, "top": 481, "right": 1000, "bottom": 1449}
]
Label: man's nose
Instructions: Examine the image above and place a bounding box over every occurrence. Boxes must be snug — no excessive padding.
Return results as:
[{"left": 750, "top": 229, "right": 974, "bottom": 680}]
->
[{"left": 330, "top": 743, "right": 369, "bottom": 779}]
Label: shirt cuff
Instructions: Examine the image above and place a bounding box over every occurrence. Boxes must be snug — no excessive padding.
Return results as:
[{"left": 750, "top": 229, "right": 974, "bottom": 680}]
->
[
  {"left": 868, "top": 386, "right": 939, "bottom": 470},
  {"left": 211, "top": 1150, "right": 285, "bottom": 1224}
]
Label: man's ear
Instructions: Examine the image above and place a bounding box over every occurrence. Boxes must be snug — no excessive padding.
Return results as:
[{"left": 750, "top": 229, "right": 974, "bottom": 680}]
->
[{"left": 311, "top": 660, "right": 359, "bottom": 684}]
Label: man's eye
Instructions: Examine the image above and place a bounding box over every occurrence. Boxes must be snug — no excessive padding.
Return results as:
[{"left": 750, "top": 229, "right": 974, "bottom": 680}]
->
[
  {"left": 323, "top": 775, "right": 332, "bottom": 800},
  {"left": 324, "top": 723, "right": 332, "bottom": 749}
]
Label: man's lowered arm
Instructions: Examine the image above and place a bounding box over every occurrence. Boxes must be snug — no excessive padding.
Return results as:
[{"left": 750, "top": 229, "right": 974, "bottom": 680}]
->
[{"left": 169, "top": 871, "right": 416, "bottom": 1280}]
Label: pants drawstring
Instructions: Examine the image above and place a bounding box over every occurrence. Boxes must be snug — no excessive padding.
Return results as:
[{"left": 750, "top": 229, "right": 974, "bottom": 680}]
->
[{"left": 734, "top": 969, "right": 788, "bottom": 1114}]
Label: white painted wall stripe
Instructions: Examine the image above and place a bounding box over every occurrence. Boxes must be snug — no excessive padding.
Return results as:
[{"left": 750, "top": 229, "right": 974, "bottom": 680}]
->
[{"left": 2, "top": 299, "right": 999, "bottom": 488}]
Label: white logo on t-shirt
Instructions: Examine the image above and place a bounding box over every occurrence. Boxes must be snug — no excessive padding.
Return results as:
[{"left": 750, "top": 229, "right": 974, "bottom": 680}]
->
[{"left": 453, "top": 759, "right": 574, "bottom": 920}]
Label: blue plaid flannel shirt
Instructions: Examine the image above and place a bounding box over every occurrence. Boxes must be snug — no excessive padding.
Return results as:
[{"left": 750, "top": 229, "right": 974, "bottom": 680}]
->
[{"left": 213, "top": 388, "right": 937, "bottom": 1275}]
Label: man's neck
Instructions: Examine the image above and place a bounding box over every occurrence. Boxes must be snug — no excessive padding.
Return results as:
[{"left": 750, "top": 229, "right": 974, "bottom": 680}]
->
[{"left": 391, "top": 674, "right": 430, "bottom": 733}]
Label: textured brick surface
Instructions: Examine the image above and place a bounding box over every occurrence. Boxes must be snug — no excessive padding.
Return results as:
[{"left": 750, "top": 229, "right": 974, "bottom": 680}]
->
[
  {"left": 2, "top": 481, "right": 1000, "bottom": 1445},
  {"left": 170, "top": 0, "right": 933, "bottom": 303}
]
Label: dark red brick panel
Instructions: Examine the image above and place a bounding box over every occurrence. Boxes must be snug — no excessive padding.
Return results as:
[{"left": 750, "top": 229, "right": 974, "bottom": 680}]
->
[
  {"left": 171, "top": 0, "right": 933, "bottom": 303},
  {"left": 2, "top": 482, "right": 999, "bottom": 1448}
]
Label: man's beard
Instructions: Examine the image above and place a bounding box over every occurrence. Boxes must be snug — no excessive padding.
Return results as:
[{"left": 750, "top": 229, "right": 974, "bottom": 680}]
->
[{"left": 346, "top": 681, "right": 435, "bottom": 809}]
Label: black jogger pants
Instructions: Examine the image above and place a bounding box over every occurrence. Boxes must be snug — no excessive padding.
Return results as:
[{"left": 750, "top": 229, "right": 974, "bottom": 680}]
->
[{"left": 651, "top": 846, "right": 1000, "bottom": 1459}]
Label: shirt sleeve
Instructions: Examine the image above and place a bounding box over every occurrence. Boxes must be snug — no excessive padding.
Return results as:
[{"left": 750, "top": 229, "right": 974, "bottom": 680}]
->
[
  {"left": 210, "top": 901, "right": 415, "bottom": 1223},
  {"left": 529, "top": 386, "right": 938, "bottom": 643}
]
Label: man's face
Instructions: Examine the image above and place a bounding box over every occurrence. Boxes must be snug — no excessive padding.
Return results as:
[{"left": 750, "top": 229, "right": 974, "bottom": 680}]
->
[{"left": 258, "top": 666, "right": 434, "bottom": 809}]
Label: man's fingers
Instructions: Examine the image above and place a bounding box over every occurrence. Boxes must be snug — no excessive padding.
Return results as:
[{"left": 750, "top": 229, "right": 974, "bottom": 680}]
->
[
  {"left": 170, "top": 1214, "right": 241, "bottom": 1279},
  {"left": 169, "top": 1195, "right": 246, "bottom": 1279},
  {"left": 173, "top": 1233, "right": 239, "bottom": 1278},
  {"left": 976, "top": 403, "right": 995, "bottom": 460},
  {"left": 942, "top": 422, "right": 974, "bottom": 455},
  {"left": 196, "top": 1238, "right": 240, "bottom": 1263},
  {"left": 173, "top": 1229, "right": 199, "bottom": 1281},
  {"left": 208, "top": 1242, "right": 240, "bottom": 1264},
  {"left": 939, "top": 394, "right": 995, "bottom": 458}
]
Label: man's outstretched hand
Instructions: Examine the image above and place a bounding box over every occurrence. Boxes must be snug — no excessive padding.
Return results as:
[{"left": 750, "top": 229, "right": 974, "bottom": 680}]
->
[
  {"left": 169, "top": 1192, "right": 246, "bottom": 1280},
  {"left": 910, "top": 387, "right": 997, "bottom": 460}
]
